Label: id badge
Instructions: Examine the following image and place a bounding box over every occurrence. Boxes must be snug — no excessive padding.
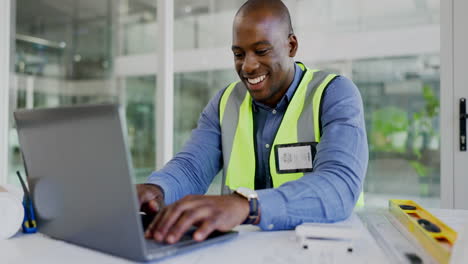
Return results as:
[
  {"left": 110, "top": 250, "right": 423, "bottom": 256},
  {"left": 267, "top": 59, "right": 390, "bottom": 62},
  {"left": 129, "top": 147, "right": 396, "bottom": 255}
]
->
[{"left": 274, "top": 142, "right": 317, "bottom": 173}]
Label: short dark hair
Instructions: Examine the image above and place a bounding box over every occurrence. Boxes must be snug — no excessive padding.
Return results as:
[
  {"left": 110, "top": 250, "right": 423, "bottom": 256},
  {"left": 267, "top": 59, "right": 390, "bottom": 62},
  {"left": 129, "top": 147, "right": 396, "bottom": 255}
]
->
[{"left": 236, "top": 0, "right": 294, "bottom": 35}]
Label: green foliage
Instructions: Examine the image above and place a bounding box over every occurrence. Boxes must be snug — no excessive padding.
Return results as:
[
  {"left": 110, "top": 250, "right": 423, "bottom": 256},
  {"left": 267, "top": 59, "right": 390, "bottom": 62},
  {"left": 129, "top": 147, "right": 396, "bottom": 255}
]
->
[
  {"left": 371, "top": 107, "right": 409, "bottom": 152},
  {"left": 422, "top": 85, "right": 439, "bottom": 118},
  {"left": 410, "top": 85, "right": 440, "bottom": 174},
  {"left": 370, "top": 84, "right": 439, "bottom": 180},
  {"left": 412, "top": 85, "right": 439, "bottom": 138},
  {"left": 372, "top": 106, "right": 409, "bottom": 132},
  {"left": 409, "top": 160, "right": 429, "bottom": 177}
]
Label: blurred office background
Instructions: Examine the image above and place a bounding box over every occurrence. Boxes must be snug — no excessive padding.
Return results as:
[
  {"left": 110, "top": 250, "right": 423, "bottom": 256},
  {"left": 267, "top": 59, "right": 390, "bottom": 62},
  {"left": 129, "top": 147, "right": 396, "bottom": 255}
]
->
[{"left": 8, "top": 0, "right": 440, "bottom": 207}]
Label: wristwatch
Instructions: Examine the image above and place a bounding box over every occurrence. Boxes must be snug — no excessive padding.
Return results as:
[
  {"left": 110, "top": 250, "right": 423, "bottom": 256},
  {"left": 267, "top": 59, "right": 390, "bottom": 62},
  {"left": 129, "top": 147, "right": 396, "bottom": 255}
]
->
[{"left": 234, "top": 187, "right": 259, "bottom": 225}]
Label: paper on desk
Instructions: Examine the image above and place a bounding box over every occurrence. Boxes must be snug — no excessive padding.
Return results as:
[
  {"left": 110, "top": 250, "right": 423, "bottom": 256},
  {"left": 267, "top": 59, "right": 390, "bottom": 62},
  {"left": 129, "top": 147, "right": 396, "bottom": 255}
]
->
[
  {"left": 153, "top": 214, "right": 388, "bottom": 264},
  {"left": 176, "top": 214, "right": 387, "bottom": 264},
  {"left": 0, "top": 185, "right": 24, "bottom": 240},
  {"left": 259, "top": 215, "right": 387, "bottom": 264}
]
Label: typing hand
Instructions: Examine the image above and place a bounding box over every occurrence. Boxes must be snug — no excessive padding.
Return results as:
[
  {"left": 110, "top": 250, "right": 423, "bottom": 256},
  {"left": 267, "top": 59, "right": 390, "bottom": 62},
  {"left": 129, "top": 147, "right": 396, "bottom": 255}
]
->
[
  {"left": 136, "top": 184, "right": 165, "bottom": 228},
  {"left": 145, "top": 194, "right": 250, "bottom": 244}
]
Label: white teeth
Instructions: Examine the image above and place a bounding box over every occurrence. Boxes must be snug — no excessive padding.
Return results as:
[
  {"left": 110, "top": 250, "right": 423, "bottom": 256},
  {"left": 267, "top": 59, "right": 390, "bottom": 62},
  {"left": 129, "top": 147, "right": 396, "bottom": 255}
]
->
[{"left": 247, "top": 75, "right": 266, "bottom": 84}]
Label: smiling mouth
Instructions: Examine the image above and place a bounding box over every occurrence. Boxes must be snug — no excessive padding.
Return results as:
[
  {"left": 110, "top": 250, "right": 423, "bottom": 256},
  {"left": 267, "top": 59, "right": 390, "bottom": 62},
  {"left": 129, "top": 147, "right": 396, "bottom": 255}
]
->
[{"left": 246, "top": 74, "right": 266, "bottom": 85}]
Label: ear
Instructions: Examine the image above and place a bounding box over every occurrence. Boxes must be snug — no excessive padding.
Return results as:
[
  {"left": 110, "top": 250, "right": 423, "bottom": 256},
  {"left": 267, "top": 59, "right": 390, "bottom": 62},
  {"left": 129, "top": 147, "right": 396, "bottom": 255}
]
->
[{"left": 288, "top": 34, "right": 298, "bottom": 57}]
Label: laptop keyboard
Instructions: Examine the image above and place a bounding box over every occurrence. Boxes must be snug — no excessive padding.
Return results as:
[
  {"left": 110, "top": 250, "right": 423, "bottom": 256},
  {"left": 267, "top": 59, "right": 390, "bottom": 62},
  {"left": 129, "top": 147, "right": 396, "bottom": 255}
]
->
[
  {"left": 140, "top": 212, "right": 198, "bottom": 252},
  {"left": 144, "top": 228, "right": 198, "bottom": 252},
  {"left": 143, "top": 229, "right": 238, "bottom": 260}
]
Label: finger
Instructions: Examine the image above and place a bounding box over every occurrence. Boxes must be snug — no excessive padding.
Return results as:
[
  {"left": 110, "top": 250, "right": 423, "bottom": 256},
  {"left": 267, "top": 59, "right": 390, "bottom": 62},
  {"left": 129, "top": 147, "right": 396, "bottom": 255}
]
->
[
  {"left": 166, "top": 206, "right": 214, "bottom": 244},
  {"left": 137, "top": 190, "right": 152, "bottom": 207},
  {"left": 145, "top": 207, "right": 167, "bottom": 240},
  {"left": 145, "top": 203, "right": 178, "bottom": 241},
  {"left": 153, "top": 197, "right": 205, "bottom": 242},
  {"left": 140, "top": 201, "right": 158, "bottom": 216},
  {"left": 145, "top": 195, "right": 200, "bottom": 241},
  {"left": 137, "top": 184, "right": 163, "bottom": 206},
  {"left": 148, "top": 200, "right": 160, "bottom": 212},
  {"left": 193, "top": 219, "right": 218, "bottom": 242},
  {"left": 138, "top": 190, "right": 156, "bottom": 204}
]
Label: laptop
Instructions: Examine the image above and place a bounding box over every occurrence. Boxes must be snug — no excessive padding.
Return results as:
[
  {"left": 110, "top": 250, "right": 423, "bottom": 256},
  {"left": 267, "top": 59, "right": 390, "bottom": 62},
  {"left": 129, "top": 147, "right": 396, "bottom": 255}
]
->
[{"left": 14, "top": 104, "right": 238, "bottom": 262}]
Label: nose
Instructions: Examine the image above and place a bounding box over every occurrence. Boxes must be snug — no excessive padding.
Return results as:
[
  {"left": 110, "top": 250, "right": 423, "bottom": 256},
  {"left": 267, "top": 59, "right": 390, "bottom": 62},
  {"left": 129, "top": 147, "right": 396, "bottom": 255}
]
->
[{"left": 242, "top": 53, "right": 259, "bottom": 74}]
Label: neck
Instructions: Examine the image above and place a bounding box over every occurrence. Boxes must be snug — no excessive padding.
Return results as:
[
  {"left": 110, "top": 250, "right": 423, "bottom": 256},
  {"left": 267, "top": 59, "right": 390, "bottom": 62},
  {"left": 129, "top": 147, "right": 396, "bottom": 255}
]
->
[{"left": 263, "top": 62, "right": 296, "bottom": 107}]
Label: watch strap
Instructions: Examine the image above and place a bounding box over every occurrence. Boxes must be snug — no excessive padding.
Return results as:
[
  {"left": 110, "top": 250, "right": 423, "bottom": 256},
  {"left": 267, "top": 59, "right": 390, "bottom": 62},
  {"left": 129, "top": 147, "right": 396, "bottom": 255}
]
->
[{"left": 242, "top": 197, "right": 259, "bottom": 225}]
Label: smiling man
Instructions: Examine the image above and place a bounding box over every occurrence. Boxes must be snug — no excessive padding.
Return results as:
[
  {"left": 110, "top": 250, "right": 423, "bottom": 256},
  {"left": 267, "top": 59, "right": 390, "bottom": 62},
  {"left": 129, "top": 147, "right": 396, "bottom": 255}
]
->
[{"left": 137, "top": 0, "right": 368, "bottom": 244}]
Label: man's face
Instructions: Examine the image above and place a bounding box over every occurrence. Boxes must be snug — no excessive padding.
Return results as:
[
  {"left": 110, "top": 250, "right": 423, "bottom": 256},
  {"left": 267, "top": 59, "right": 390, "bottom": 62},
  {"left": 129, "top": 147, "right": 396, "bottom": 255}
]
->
[{"left": 232, "top": 12, "right": 297, "bottom": 107}]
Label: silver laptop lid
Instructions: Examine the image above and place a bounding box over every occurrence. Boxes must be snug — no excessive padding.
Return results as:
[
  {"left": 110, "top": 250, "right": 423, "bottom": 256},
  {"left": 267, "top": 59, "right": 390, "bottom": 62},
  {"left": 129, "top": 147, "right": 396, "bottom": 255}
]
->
[{"left": 14, "top": 104, "right": 147, "bottom": 261}]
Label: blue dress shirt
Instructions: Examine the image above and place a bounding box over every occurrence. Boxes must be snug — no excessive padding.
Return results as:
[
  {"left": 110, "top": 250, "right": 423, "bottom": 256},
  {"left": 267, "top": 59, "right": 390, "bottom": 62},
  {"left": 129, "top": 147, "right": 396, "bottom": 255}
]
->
[
  {"left": 253, "top": 63, "right": 303, "bottom": 189},
  {"left": 147, "top": 62, "right": 368, "bottom": 230}
]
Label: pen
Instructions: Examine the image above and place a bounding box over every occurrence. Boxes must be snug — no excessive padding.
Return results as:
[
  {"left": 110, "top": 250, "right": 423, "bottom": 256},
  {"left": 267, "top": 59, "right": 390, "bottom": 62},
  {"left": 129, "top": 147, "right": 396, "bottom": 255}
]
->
[{"left": 16, "top": 171, "right": 37, "bottom": 233}]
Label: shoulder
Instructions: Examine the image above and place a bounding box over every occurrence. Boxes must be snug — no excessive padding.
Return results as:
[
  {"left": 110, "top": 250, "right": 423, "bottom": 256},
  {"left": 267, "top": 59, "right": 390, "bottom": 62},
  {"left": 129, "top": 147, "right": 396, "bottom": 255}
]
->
[
  {"left": 319, "top": 75, "right": 364, "bottom": 128},
  {"left": 323, "top": 75, "right": 362, "bottom": 105}
]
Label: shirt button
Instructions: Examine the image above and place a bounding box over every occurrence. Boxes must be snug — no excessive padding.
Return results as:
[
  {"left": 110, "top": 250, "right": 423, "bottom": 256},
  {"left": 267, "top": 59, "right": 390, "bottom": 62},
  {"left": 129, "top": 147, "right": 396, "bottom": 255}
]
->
[
  {"left": 265, "top": 144, "right": 270, "bottom": 149},
  {"left": 272, "top": 110, "right": 277, "bottom": 114}
]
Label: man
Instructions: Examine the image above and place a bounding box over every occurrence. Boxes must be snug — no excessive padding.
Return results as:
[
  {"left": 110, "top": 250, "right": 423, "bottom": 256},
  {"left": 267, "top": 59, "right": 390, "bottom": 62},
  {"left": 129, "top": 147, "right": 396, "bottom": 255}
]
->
[{"left": 137, "top": 0, "right": 368, "bottom": 245}]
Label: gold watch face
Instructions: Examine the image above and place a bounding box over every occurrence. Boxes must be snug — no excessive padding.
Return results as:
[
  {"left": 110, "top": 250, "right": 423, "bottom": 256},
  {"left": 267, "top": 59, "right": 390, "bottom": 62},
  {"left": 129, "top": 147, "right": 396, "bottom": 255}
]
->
[{"left": 236, "top": 187, "right": 258, "bottom": 199}]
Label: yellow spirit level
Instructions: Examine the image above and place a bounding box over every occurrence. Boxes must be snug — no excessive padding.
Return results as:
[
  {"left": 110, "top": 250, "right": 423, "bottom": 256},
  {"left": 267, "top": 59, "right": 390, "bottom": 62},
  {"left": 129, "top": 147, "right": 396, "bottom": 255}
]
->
[{"left": 389, "top": 199, "right": 457, "bottom": 264}]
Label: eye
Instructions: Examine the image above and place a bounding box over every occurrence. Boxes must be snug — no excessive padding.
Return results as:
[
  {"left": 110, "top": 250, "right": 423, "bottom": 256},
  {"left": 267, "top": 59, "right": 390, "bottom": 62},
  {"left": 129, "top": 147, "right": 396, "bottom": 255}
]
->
[
  {"left": 233, "top": 52, "right": 244, "bottom": 58},
  {"left": 255, "top": 49, "right": 269, "bottom": 55}
]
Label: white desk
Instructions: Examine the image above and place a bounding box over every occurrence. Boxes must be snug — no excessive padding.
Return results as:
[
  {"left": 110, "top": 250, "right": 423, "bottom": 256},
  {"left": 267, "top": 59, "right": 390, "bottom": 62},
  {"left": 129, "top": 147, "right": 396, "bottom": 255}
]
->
[{"left": 2, "top": 209, "right": 467, "bottom": 264}]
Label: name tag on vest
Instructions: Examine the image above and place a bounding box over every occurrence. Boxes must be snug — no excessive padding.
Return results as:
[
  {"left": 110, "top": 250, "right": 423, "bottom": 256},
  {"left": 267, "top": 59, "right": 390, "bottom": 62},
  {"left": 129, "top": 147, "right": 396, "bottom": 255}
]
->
[{"left": 274, "top": 142, "right": 317, "bottom": 173}]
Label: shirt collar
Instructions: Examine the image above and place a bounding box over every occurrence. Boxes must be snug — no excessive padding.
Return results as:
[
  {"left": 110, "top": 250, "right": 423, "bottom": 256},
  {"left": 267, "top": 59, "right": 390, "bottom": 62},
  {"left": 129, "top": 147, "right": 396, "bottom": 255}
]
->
[{"left": 252, "top": 62, "right": 303, "bottom": 112}]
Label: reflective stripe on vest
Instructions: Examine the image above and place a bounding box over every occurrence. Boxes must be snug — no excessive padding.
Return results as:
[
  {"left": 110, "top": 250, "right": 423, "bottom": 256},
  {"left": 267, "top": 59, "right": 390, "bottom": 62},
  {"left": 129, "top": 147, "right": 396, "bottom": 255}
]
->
[{"left": 219, "top": 63, "right": 364, "bottom": 207}]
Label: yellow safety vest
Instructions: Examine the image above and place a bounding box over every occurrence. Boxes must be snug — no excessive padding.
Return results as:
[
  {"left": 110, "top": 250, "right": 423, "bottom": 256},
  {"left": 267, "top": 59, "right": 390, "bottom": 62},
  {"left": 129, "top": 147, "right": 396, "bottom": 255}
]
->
[{"left": 219, "top": 62, "right": 364, "bottom": 207}]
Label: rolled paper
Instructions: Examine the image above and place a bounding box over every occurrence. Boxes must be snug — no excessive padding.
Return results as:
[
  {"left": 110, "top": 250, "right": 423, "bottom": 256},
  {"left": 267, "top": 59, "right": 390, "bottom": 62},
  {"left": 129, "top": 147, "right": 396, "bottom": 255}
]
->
[{"left": 0, "top": 185, "right": 25, "bottom": 240}]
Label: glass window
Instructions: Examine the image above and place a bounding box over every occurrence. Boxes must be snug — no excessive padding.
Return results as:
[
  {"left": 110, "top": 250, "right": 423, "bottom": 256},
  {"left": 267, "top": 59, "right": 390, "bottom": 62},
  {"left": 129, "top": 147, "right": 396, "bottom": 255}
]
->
[
  {"left": 174, "top": 0, "right": 245, "bottom": 51},
  {"left": 174, "top": 70, "right": 237, "bottom": 152},
  {"left": 118, "top": 1, "right": 158, "bottom": 181},
  {"left": 10, "top": 0, "right": 157, "bottom": 185},
  {"left": 120, "top": 0, "right": 157, "bottom": 55},
  {"left": 316, "top": 55, "right": 440, "bottom": 207},
  {"left": 125, "top": 76, "right": 157, "bottom": 183},
  {"left": 295, "top": 0, "right": 439, "bottom": 33}
]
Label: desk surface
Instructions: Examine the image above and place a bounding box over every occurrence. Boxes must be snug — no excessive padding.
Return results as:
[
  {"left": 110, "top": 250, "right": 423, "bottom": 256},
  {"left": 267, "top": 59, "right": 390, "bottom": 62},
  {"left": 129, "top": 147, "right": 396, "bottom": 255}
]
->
[{"left": 2, "top": 209, "right": 468, "bottom": 264}]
